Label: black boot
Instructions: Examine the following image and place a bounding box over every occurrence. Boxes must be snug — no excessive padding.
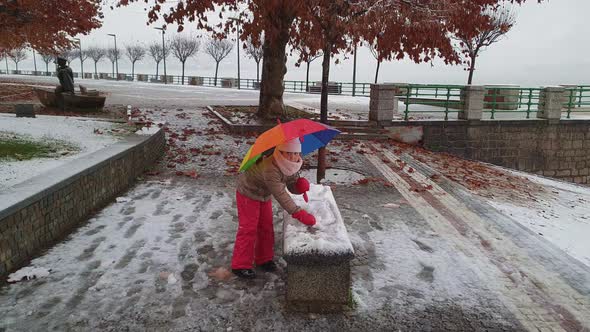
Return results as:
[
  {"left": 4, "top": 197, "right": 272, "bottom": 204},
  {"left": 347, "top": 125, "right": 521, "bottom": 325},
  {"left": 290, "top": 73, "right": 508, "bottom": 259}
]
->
[
  {"left": 232, "top": 269, "right": 256, "bottom": 279},
  {"left": 258, "top": 261, "right": 277, "bottom": 272}
]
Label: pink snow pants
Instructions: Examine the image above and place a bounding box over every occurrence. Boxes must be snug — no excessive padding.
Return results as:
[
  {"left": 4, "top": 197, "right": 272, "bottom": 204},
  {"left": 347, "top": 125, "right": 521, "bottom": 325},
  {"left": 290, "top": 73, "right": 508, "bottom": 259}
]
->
[{"left": 231, "top": 191, "right": 274, "bottom": 269}]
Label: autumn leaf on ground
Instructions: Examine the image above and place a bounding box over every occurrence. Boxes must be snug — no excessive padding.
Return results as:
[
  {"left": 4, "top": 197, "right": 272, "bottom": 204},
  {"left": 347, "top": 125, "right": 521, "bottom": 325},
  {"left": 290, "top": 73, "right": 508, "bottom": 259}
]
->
[{"left": 208, "top": 266, "right": 233, "bottom": 281}]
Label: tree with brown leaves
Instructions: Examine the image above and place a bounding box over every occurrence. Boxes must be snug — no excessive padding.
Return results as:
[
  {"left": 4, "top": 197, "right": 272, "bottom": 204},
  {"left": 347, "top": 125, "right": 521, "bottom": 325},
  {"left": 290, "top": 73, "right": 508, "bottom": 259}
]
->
[
  {"left": 0, "top": 0, "right": 103, "bottom": 52},
  {"left": 454, "top": 6, "right": 517, "bottom": 84},
  {"left": 119, "top": 0, "right": 536, "bottom": 121}
]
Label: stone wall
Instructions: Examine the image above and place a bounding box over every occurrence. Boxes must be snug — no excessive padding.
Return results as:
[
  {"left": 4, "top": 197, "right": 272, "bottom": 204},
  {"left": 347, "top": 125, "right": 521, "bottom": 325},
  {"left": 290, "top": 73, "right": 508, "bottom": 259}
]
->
[
  {"left": 0, "top": 130, "right": 165, "bottom": 279},
  {"left": 405, "top": 120, "right": 590, "bottom": 184}
]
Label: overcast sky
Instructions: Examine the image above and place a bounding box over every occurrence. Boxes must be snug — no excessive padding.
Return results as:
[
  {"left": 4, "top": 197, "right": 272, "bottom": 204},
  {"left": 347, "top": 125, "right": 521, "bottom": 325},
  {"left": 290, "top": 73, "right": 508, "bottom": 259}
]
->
[{"left": 8, "top": 0, "right": 590, "bottom": 86}]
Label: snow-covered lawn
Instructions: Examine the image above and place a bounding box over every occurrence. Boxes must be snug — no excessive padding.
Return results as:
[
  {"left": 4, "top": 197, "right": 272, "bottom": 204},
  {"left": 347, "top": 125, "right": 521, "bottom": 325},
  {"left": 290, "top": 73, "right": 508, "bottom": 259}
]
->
[
  {"left": 488, "top": 171, "right": 590, "bottom": 267},
  {"left": 0, "top": 114, "right": 120, "bottom": 189}
]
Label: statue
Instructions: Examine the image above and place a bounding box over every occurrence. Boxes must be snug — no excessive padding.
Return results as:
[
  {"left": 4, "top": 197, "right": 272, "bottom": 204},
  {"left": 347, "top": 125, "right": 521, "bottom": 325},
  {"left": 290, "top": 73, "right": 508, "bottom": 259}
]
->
[{"left": 55, "top": 57, "right": 74, "bottom": 94}]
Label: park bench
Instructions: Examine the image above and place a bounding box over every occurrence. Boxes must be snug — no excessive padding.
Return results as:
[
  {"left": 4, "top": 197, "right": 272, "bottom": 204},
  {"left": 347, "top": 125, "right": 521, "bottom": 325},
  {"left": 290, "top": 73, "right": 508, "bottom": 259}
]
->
[
  {"left": 221, "top": 78, "right": 237, "bottom": 88},
  {"left": 189, "top": 76, "right": 204, "bottom": 85},
  {"left": 306, "top": 82, "right": 343, "bottom": 95},
  {"left": 282, "top": 183, "right": 354, "bottom": 313}
]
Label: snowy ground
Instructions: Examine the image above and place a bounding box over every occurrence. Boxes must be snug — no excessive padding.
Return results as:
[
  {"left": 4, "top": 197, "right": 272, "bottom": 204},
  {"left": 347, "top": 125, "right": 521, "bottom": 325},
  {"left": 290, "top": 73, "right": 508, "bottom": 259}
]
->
[
  {"left": 0, "top": 114, "right": 120, "bottom": 189},
  {"left": 488, "top": 171, "right": 590, "bottom": 267},
  {"left": 0, "top": 78, "right": 589, "bottom": 331}
]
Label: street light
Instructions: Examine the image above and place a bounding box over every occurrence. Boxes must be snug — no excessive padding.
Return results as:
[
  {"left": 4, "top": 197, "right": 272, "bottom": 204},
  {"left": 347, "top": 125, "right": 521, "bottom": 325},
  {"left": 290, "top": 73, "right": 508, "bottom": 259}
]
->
[
  {"left": 73, "top": 37, "right": 83, "bottom": 78},
  {"left": 107, "top": 33, "right": 119, "bottom": 80},
  {"left": 228, "top": 17, "right": 241, "bottom": 89},
  {"left": 32, "top": 49, "right": 37, "bottom": 74},
  {"left": 154, "top": 27, "right": 167, "bottom": 84}
]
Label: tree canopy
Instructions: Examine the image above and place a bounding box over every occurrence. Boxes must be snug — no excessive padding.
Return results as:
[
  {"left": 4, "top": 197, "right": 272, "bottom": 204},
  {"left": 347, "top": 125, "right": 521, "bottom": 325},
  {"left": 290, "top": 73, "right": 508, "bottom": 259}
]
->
[
  {"left": 0, "top": 0, "right": 103, "bottom": 52},
  {"left": 119, "top": 0, "right": 538, "bottom": 118}
]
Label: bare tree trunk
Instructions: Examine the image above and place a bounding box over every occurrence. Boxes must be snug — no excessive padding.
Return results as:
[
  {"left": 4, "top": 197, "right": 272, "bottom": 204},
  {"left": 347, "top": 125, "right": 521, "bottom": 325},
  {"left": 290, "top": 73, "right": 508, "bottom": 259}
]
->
[
  {"left": 156, "top": 62, "right": 159, "bottom": 77},
  {"left": 258, "top": 21, "right": 291, "bottom": 119},
  {"left": 94, "top": 62, "right": 97, "bottom": 76},
  {"left": 374, "top": 60, "right": 380, "bottom": 84},
  {"left": 214, "top": 62, "right": 219, "bottom": 86},
  {"left": 15, "top": 62, "right": 18, "bottom": 71},
  {"left": 317, "top": 41, "right": 332, "bottom": 184},
  {"left": 132, "top": 62, "right": 135, "bottom": 79},
  {"left": 467, "top": 54, "right": 476, "bottom": 85},
  {"left": 181, "top": 61, "right": 185, "bottom": 85},
  {"left": 306, "top": 61, "right": 310, "bottom": 93},
  {"left": 256, "top": 61, "right": 260, "bottom": 82},
  {"left": 111, "top": 62, "right": 114, "bottom": 77}
]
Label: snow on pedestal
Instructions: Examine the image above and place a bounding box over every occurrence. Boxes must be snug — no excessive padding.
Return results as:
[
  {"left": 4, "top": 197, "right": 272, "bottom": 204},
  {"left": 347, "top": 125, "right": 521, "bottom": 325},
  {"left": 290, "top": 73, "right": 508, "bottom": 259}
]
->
[{"left": 282, "top": 183, "right": 354, "bottom": 313}]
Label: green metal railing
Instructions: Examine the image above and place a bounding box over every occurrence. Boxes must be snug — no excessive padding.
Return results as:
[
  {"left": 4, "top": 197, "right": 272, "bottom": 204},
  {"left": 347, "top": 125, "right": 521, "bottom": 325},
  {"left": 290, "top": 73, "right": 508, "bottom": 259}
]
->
[
  {"left": 483, "top": 87, "right": 542, "bottom": 119},
  {"left": 564, "top": 86, "right": 590, "bottom": 118},
  {"left": 402, "top": 84, "right": 464, "bottom": 121},
  {"left": 2, "top": 69, "right": 590, "bottom": 121}
]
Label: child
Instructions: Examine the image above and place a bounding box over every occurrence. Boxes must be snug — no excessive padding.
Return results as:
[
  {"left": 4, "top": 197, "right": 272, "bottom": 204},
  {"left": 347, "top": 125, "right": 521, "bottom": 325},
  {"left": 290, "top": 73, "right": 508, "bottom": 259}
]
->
[{"left": 232, "top": 138, "right": 316, "bottom": 279}]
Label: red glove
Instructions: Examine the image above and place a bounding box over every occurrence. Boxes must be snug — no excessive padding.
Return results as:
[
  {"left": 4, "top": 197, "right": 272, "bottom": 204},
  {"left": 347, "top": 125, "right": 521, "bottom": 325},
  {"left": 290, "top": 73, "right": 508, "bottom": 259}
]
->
[
  {"left": 292, "top": 210, "right": 316, "bottom": 226},
  {"left": 295, "top": 177, "right": 310, "bottom": 202}
]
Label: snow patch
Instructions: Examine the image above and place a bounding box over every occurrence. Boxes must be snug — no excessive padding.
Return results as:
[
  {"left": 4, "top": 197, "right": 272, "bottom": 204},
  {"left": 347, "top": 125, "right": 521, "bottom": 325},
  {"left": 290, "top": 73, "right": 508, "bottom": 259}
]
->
[
  {"left": 115, "top": 197, "right": 130, "bottom": 203},
  {"left": 135, "top": 126, "right": 162, "bottom": 136},
  {"left": 0, "top": 114, "right": 117, "bottom": 189},
  {"left": 490, "top": 170, "right": 590, "bottom": 267},
  {"left": 283, "top": 184, "right": 354, "bottom": 256},
  {"left": 7, "top": 266, "right": 51, "bottom": 283}
]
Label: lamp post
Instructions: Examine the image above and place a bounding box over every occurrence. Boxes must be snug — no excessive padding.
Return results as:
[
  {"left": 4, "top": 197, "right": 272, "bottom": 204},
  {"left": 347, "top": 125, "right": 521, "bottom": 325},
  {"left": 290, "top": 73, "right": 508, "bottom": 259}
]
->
[
  {"left": 228, "top": 17, "right": 241, "bottom": 89},
  {"left": 108, "top": 33, "right": 119, "bottom": 80},
  {"left": 32, "top": 49, "right": 37, "bottom": 74},
  {"left": 73, "top": 37, "right": 83, "bottom": 78},
  {"left": 352, "top": 44, "right": 357, "bottom": 97},
  {"left": 154, "top": 27, "right": 167, "bottom": 84}
]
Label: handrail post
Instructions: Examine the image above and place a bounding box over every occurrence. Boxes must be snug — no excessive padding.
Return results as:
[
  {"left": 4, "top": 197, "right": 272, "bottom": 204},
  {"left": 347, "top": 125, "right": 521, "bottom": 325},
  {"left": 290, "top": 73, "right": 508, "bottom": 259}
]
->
[
  {"left": 537, "top": 86, "right": 565, "bottom": 121},
  {"left": 459, "top": 85, "right": 484, "bottom": 121}
]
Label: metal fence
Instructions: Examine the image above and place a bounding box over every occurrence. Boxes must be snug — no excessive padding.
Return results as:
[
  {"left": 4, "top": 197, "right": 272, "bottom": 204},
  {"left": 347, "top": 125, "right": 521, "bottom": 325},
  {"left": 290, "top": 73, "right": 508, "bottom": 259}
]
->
[
  {"left": 564, "top": 86, "right": 590, "bottom": 118},
  {"left": 2, "top": 69, "right": 589, "bottom": 121},
  {"left": 401, "top": 84, "right": 465, "bottom": 120},
  {"left": 0, "top": 69, "right": 376, "bottom": 96},
  {"left": 482, "top": 87, "right": 542, "bottom": 119}
]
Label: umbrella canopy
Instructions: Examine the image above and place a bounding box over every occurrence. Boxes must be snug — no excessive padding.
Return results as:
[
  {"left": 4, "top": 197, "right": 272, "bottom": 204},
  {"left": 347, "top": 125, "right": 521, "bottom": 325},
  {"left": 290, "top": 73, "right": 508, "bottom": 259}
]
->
[{"left": 239, "top": 119, "right": 340, "bottom": 172}]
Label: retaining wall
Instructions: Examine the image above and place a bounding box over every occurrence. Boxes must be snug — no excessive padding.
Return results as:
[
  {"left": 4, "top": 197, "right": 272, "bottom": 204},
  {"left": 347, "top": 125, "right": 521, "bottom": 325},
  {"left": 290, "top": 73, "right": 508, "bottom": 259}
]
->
[{"left": 397, "top": 120, "right": 590, "bottom": 184}]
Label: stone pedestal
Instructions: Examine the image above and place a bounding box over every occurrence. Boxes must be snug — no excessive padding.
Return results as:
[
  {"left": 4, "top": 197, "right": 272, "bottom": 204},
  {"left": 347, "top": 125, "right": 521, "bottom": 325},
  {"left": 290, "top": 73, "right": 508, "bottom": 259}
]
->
[
  {"left": 15, "top": 104, "right": 35, "bottom": 118},
  {"left": 369, "top": 84, "right": 397, "bottom": 124},
  {"left": 283, "top": 184, "right": 354, "bottom": 313},
  {"left": 285, "top": 260, "right": 352, "bottom": 313},
  {"left": 538, "top": 86, "right": 565, "bottom": 120},
  {"left": 459, "top": 85, "right": 485, "bottom": 120}
]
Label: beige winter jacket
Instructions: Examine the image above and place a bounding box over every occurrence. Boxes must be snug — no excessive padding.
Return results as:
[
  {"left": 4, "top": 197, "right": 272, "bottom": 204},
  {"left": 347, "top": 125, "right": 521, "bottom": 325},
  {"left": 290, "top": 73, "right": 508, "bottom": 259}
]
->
[{"left": 236, "top": 155, "right": 302, "bottom": 214}]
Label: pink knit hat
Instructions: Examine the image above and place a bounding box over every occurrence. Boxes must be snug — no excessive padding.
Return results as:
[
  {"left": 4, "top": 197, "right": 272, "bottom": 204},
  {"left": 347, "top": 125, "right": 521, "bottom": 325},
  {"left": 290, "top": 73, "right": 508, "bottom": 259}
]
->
[{"left": 276, "top": 138, "right": 302, "bottom": 153}]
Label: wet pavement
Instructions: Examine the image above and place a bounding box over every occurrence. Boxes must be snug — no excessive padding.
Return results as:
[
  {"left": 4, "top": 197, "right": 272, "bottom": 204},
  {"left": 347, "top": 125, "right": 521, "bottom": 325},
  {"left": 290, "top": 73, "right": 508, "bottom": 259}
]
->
[{"left": 0, "top": 79, "right": 589, "bottom": 331}]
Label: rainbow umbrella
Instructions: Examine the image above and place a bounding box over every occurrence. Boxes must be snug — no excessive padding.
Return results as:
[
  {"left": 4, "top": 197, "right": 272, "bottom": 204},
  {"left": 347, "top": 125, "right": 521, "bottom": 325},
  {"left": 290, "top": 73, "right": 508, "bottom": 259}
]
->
[{"left": 239, "top": 119, "right": 340, "bottom": 172}]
